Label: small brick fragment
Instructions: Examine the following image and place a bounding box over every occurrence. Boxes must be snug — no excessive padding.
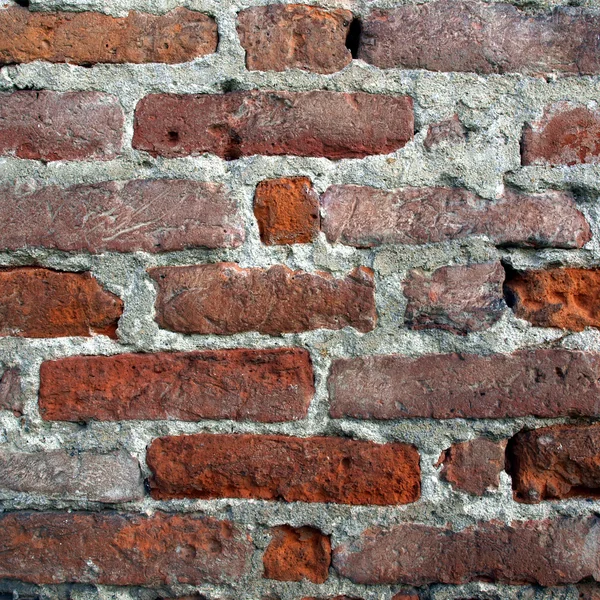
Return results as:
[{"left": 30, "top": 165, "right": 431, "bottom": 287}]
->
[
  {"left": 579, "top": 584, "right": 600, "bottom": 600},
  {"left": 263, "top": 525, "right": 331, "bottom": 583},
  {"left": 238, "top": 5, "right": 352, "bottom": 74},
  {"left": 333, "top": 517, "right": 600, "bottom": 585},
  {"left": 0, "top": 449, "right": 144, "bottom": 502},
  {"left": 437, "top": 438, "right": 506, "bottom": 496},
  {"left": 0, "top": 268, "right": 122, "bottom": 338},
  {"left": 133, "top": 91, "right": 414, "bottom": 160},
  {"left": 147, "top": 434, "right": 421, "bottom": 505},
  {"left": 424, "top": 115, "right": 466, "bottom": 150},
  {"left": 0, "top": 7, "right": 217, "bottom": 65},
  {"left": 404, "top": 262, "right": 505, "bottom": 334},
  {"left": 321, "top": 186, "right": 589, "bottom": 249},
  {"left": 39, "top": 348, "right": 314, "bottom": 423},
  {"left": 254, "top": 177, "right": 320, "bottom": 245},
  {"left": 149, "top": 264, "right": 376, "bottom": 335},
  {"left": 0, "top": 511, "right": 252, "bottom": 584},
  {"left": 0, "top": 91, "right": 123, "bottom": 161},
  {"left": 0, "top": 368, "right": 22, "bottom": 415},
  {"left": 504, "top": 267, "right": 600, "bottom": 331},
  {"left": 392, "top": 594, "right": 420, "bottom": 600},
  {"left": 508, "top": 423, "right": 600, "bottom": 503}
]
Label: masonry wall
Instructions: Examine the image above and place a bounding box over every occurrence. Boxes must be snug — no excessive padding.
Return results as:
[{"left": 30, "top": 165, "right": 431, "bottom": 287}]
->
[{"left": 1, "top": 0, "right": 600, "bottom": 599}]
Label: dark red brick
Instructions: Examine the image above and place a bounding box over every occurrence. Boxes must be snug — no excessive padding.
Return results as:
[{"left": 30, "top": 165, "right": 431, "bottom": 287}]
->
[{"left": 0, "top": 367, "right": 22, "bottom": 415}]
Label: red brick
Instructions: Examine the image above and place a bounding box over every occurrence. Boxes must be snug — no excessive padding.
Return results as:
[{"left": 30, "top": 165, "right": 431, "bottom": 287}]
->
[
  {"left": 149, "top": 264, "right": 376, "bottom": 335},
  {"left": 392, "top": 595, "right": 420, "bottom": 600},
  {"left": 0, "top": 268, "right": 122, "bottom": 338},
  {"left": 254, "top": 177, "right": 320, "bottom": 245},
  {"left": 0, "top": 367, "right": 22, "bottom": 415},
  {"left": 302, "top": 597, "right": 363, "bottom": 600},
  {"left": 333, "top": 517, "right": 600, "bottom": 585},
  {"left": 504, "top": 267, "right": 600, "bottom": 331},
  {"left": 0, "top": 511, "right": 251, "bottom": 584},
  {"left": 133, "top": 91, "right": 413, "bottom": 160},
  {"left": 522, "top": 103, "right": 600, "bottom": 166},
  {"left": 437, "top": 438, "right": 506, "bottom": 496},
  {"left": 263, "top": 525, "right": 331, "bottom": 583},
  {"left": 508, "top": 423, "right": 600, "bottom": 503},
  {"left": 39, "top": 348, "right": 314, "bottom": 423},
  {"left": 359, "top": 2, "right": 600, "bottom": 75},
  {"left": 424, "top": 115, "right": 466, "bottom": 150},
  {"left": 0, "top": 7, "right": 217, "bottom": 65},
  {"left": 321, "top": 186, "right": 589, "bottom": 249},
  {"left": 147, "top": 434, "right": 421, "bottom": 505},
  {"left": 0, "top": 91, "right": 123, "bottom": 161},
  {"left": 0, "top": 449, "right": 143, "bottom": 502},
  {"left": 579, "top": 584, "right": 600, "bottom": 599},
  {"left": 404, "top": 262, "right": 505, "bottom": 335},
  {"left": 237, "top": 5, "right": 352, "bottom": 74},
  {"left": 329, "top": 349, "right": 600, "bottom": 420}
]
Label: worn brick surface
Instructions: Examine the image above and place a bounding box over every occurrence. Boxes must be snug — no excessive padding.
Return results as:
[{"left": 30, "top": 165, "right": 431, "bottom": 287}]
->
[
  {"left": 237, "top": 5, "right": 352, "bottom": 74},
  {"left": 263, "top": 525, "right": 331, "bottom": 583},
  {"left": 0, "top": 367, "right": 22, "bottom": 415},
  {"left": 333, "top": 517, "right": 600, "bottom": 585},
  {"left": 0, "top": 511, "right": 252, "bottom": 584},
  {"left": 0, "top": 7, "right": 217, "bottom": 65},
  {"left": 321, "top": 186, "right": 589, "bottom": 248},
  {"left": 0, "top": 268, "right": 122, "bottom": 338},
  {"left": 0, "top": 180, "right": 243, "bottom": 252},
  {"left": 424, "top": 115, "right": 467, "bottom": 150},
  {"left": 404, "top": 262, "right": 505, "bottom": 334},
  {"left": 149, "top": 264, "right": 376, "bottom": 335},
  {"left": 0, "top": 91, "right": 123, "bottom": 161},
  {"left": 359, "top": 2, "right": 600, "bottom": 75},
  {"left": 147, "top": 434, "right": 421, "bottom": 505},
  {"left": 0, "top": 449, "right": 143, "bottom": 502},
  {"left": 329, "top": 349, "right": 600, "bottom": 419},
  {"left": 39, "top": 348, "right": 314, "bottom": 423},
  {"left": 133, "top": 91, "right": 414, "bottom": 160}
]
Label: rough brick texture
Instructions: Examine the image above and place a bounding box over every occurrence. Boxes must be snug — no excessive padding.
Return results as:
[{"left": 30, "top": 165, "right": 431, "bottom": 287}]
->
[
  {"left": 0, "top": 7, "right": 217, "bottom": 65},
  {"left": 263, "top": 526, "right": 331, "bottom": 583},
  {"left": 0, "top": 367, "right": 22, "bottom": 415},
  {"left": 0, "top": 180, "right": 243, "bottom": 252},
  {"left": 0, "top": 449, "right": 143, "bottom": 502},
  {"left": 39, "top": 348, "right": 314, "bottom": 423},
  {"left": 424, "top": 115, "right": 467, "bottom": 150},
  {"left": 333, "top": 517, "right": 600, "bottom": 585},
  {"left": 133, "top": 91, "right": 414, "bottom": 160},
  {"left": 147, "top": 434, "right": 421, "bottom": 505},
  {"left": 359, "top": 2, "right": 600, "bottom": 75},
  {"left": 329, "top": 349, "right": 600, "bottom": 419},
  {"left": 404, "top": 262, "right": 505, "bottom": 334},
  {"left": 254, "top": 177, "right": 320, "bottom": 245},
  {"left": 508, "top": 424, "right": 600, "bottom": 503},
  {"left": 321, "top": 186, "right": 589, "bottom": 249},
  {"left": 0, "top": 268, "right": 122, "bottom": 338},
  {"left": 149, "top": 264, "right": 376, "bottom": 335},
  {"left": 0, "top": 512, "right": 252, "bottom": 584},
  {"left": 0, "top": 91, "right": 123, "bottom": 161},
  {"left": 505, "top": 267, "right": 600, "bottom": 331},
  {"left": 237, "top": 5, "right": 352, "bottom": 74}
]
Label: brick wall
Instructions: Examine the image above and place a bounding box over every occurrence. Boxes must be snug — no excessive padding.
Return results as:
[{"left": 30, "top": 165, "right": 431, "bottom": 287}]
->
[{"left": 0, "top": 0, "right": 599, "bottom": 599}]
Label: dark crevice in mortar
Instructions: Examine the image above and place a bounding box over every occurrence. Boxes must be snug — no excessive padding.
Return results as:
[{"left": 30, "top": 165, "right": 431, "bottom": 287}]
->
[
  {"left": 345, "top": 18, "right": 362, "bottom": 59},
  {"left": 13, "top": 0, "right": 30, "bottom": 7}
]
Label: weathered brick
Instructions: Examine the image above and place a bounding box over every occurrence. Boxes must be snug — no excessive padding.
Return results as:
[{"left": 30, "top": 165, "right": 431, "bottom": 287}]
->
[
  {"left": 321, "top": 186, "right": 589, "bottom": 249},
  {"left": 0, "top": 511, "right": 251, "bottom": 584},
  {"left": 404, "top": 262, "right": 505, "bottom": 334},
  {"left": 149, "top": 264, "right": 376, "bottom": 335},
  {"left": 437, "top": 438, "right": 506, "bottom": 496},
  {"left": 392, "top": 594, "right": 420, "bottom": 600},
  {"left": 0, "top": 91, "right": 123, "bottom": 161},
  {"left": 147, "top": 434, "right": 420, "bottom": 505},
  {"left": 0, "top": 179, "right": 243, "bottom": 253},
  {"left": 39, "top": 348, "right": 314, "bottom": 423},
  {"left": 254, "top": 177, "right": 320, "bottom": 245},
  {"left": 333, "top": 517, "right": 600, "bottom": 585},
  {"left": 0, "top": 268, "right": 122, "bottom": 338},
  {"left": 359, "top": 2, "right": 600, "bottom": 75},
  {"left": 504, "top": 267, "right": 600, "bottom": 331},
  {"left": 133, "top": 91, "right": 414, "bottom": 160},
  {"left": 329, "top": 349, "right": 600, "bottom": 420},
  {"left": 0, "top": 449, "right": 143, "bottom": 502},
  {"left": 522, "top": 103, "right": 600, "bottom": 166},
  {"left": 579, "top": 584, "right": 600, "bottom": 600},
  {"left": 302, "top": 597, "right": 363, "bottom": 600},
  {"left": 424, "top": 115, "right": 466, "bottom": 150},
  {"left": 0, "top": 367, "right": 22, "bottom": 415},
  {"left": 237, "top": 5, "right": 352, "bottom": 74},
  {"left": 0, "top": 7, "right": 217, "bottom": 65},
  {"left": 263, "top": 525, "right": 331, "bottom": 583},
  {"left": 508, "top": 424, "right": 600, "bottom": 503}
]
